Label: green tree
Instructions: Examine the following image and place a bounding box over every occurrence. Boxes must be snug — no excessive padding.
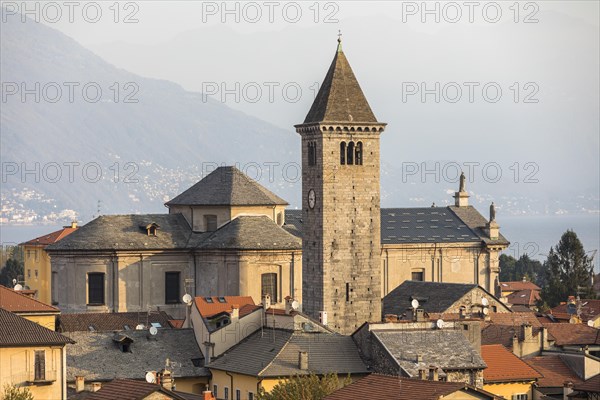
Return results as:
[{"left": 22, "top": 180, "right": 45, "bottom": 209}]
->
[
  {"left": 539, "top": 230, "right": 596, "bottom": 308},
  {"left": 257, "top": 373, "right": 351, "bottom": 400},
  {"left": 499, "top": 254, "right": 517, "bottom": 281},
  {"left": 0, "top": 258, "right": 24, "bottom": 287},
  {"left": 499, "top": 254, "right": 542, "bottom": 283},
  {"left": 2, "top": 384, "right": 34, "bottom": 400}
]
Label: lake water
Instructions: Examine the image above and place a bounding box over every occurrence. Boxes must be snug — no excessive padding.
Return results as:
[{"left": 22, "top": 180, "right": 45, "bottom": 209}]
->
[{"left": 2, "top": 214, "right": 599, "bottom": 271}]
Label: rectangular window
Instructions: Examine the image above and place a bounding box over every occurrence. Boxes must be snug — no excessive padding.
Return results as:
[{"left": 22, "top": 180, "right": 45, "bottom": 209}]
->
[
  {"left": 261, "top": 273, "right": 278, "bottom": 303},
  {"left": 236, "top": 389, "right": 241, "bottom": 400},
  {"left": 28, "top": 269, "right": 31, "bottom": 278},
  {"left": 165, "top": 272, "right": 180, "bottom": 304},
  {"left": 249, "top": 393, "right": 254, "bottom": 400},
  {"left": 411, "top": 271, "right": 424, "bottom": 281},
  {"left": 346, "top": 282, "right": 350, "bottom": 302},
  {"left": 205, "top": 215, "right": 217, "bottom": 232},
  {"left": 51, "top": 272, "right": 58, "bottom": 305},
  {"left": 34, "top": 350, "right": 45, "bottom": 381},
  {"left": 513, "top": 395, "right": 528, "bottom": 400},
  {"left": 213, "top": 385, "right": 217, "bottom": 397},
  {"left": 224, "top": 387, "right": 229, "bottom": 400},
  {"left": 88, "top": 273, "right": 105, "bottom": 305}
]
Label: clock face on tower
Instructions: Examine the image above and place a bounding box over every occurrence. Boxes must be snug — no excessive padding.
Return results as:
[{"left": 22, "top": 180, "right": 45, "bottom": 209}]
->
[{"left": 308, "top": 189, "right": 316, "bottom": 209}]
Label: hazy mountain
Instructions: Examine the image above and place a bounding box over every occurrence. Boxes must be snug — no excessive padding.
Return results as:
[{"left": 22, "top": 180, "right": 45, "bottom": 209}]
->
[{"left": 1, "top": 11, "right": 299, "bottom": 224}]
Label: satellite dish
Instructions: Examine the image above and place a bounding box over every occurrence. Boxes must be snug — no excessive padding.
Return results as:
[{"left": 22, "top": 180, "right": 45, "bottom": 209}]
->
[
  {"left": 13, "top": 284, "right": 23, "bottom": 291},
  {"left": 481, "top": 298, "right": 489, "bottom": 306},
  {"left": 483, "top": 308, "right": 489, "bottom": 315},
  {"left": 588, "top": 320, "right": 594, "bottom": 327},
  {"left": 182, "top": 294, "right": 192, "bottom": 305},
  {"left": 149, "top": 326, "right": 158, "bottom": 336},
  {"left": 12, "top": 279, "right": 17, "bottom": 285},
  {"left": 135, "top": 324, "right": 145, "bottom": 330},
  {"left": 145, "top": 371, "right": 156, "bottom": 383},
  {"left": 436, "top": 319, "right": 444, "bottom": 329},
  {"left": 291, "top": 300, "right": 299, "bottom": 310},
  {"left": 302, "top": 322, "right": 314, "bottom": 332},
  {"left": 411, "top": 299, "right": 419, "bottom": 309}
]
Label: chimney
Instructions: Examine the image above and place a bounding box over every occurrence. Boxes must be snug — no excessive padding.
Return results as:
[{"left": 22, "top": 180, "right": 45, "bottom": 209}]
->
[
  {"left": 522, "top": 323, "right": 532, "bottom": 341},
  {"left": 563, "top": 381, "right": 574, "bottom": 400},
  {"left": 71, "top": 221, "right": 78, "bottom": 229},
  {"left": 298, "top": 351, "right": 309, "bottom": 370},
  {"left": 159, "top": 369, "right": 173, "bottom": 391},
  {"left": 285, "top": 297, "right": 294, "bottom": 315},
  {"left": 203, "top": 388, "right": 216, "bottom": 400},
  {"left": 91, "top": 382, "right": 102, "bottom": 392},
  {"left": 415, "top": 308, "right": 426, "bottom": 322},
  {"left": 428, "top": 366, "right": 439, "bottom": 381},
  {"left": 418, "top": 369, "right": 427, "bottom": 380},
  {"left": 416, "top": 354, "right": 423, "bottom": 363},
  {"left": 231, "top": 304, "right": 239, "bottom": 320},
  {"left": 262, "top": 294, "right": 271, "bottom": 310},
  {"left": 513, "top": 334, "right": 520, "bottom": 356},
  {"left": 522, "top": 276, "right": 527, "bottom": 282},
  {"left": 75, "top": 376, "right": 85, "bottom": 393}
]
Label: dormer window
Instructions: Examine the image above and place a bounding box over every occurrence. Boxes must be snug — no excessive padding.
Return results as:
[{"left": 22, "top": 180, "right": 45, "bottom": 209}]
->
[
  {"left": 205, "top": 215, "right": 217, "bottom": 232},
  {"left": 140, "top": 223, "right": 160, "bottom": 236}
]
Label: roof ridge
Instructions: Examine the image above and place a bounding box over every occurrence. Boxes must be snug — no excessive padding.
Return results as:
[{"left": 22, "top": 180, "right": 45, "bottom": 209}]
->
[
  {"left": 0, "top": 285, "right": 60, "bottom": 313},
  {"left": 258, "top": 330, "right": 294, "bottom": 376}
]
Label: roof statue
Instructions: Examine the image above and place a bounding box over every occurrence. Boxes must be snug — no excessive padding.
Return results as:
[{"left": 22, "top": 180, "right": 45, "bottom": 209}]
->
[
  {"left": 490, "top": 202, "right": 496, "bottom": 222},
  {"left": 459, "top": 171, "right": 466, "bottom": 192}
]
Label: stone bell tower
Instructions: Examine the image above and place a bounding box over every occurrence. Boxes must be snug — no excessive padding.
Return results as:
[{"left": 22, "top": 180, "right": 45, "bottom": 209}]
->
[{"left": 295, "top": 36, "right": 387, "bottom": 334}]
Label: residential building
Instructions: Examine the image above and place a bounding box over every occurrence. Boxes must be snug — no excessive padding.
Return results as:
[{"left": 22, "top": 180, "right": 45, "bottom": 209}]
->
[
  {"left": 0, "top": 308, "right": 74, "bottom": 400},
  {"left": 498, "top": 280, "right": 541, "bottom": 298},
  {"left": 352, "top": 320, "right": 487, "bottom": 387},
  {"left": 481, "top": 312, "right": 548, "bottom": 358},
  {"left": 207, "top": 328, "right": 368, "bottom": 399},
  {"left": 68, "top": 378, "right": 206, "bottom": 400},
  {"left": 525, "top": 355, "right": 583, "bottom": 400},
  {"left": 480, "top": 344, "right": 542, "bottom": 400},
  {"left": 324, "top": 374, "right": 502, "bottom": 400},
  {"left": 382, "top": 280, "right": 511, "bottom": 320},
  {"left": 64, "top": 328, "right": 210, "bottom": 394},
  {"left": 549, "top": 299, "right": 600, "bottom": 328},
  {"left": 506, "top": 289, "right": 541, "bottom": 311},
  {"left": 0, "top": 284, "right": 60, "bottom": 330},
  {"left": 542, "top": 323, "right": 600, "bottom": 355},
  {"left": 21, "top": 222, "right": 78, "bottom": 304}
]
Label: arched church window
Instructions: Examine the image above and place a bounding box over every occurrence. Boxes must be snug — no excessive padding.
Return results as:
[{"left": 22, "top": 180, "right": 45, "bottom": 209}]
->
[
  {"left": 355, "top": 142, "right": 363, "bottom": 165},
  {"left": 340, "top": 142, "right": 346, "bottom": 165},
  {"left": 347, "top": 141, "right": 355, "bottom": 165}
]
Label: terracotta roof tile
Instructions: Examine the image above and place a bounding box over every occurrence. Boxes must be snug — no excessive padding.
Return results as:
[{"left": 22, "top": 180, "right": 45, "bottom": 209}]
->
[
  {"left": 507, "top": 289, "right": 541, "bottom": 306},
  {"left": 500, "top": 281, "right": 541, "bottom": 292},
  {"left": 550, "top": 300, "right": 600, "bottom": 324},
  {"left": 481, "top": 344, "right": 542, "bottom": 382},
  {"left": 21, "top": 226, "right": 77, "bottom": 246},
  {"left": 324, "top": 374, "right": 501, "bottom": 400},
  {"left": 573, "top": 374, "right": 600, "bottom": 393},
  {"left": 543, "top": 323, "right": 600, "bottom": 346},
  {"left": 0, "top": 285, "right": 59, "bottom": 313},
  {"left": 84, "top": 379, "right": 187, "bottom": 400},
  {"left": 194, "top": 296, "right": 256, "bottom": 318},
  {"left": 168, "top": 319, "right": 184, "bottom": 328},
  {"left": 0, "top": 308, "right": 73, "bottom": 346},
  {"left": 525, "top": 356, "right": 583, "bottom": 387}
]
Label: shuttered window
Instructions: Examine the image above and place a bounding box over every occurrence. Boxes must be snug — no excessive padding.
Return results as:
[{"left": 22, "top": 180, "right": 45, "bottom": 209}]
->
[{"left": 34, "top": 350, "right": 45, "bottom": 381}]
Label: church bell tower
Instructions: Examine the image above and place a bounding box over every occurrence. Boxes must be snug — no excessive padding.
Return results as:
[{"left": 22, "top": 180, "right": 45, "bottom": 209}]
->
[{"left": 295, "top": 36, "right": 386, "bottom": 334}]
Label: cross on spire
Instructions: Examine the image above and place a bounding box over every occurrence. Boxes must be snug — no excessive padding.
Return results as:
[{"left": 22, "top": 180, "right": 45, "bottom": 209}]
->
[{"left": 337, "top": 29, "right": 343, "bottom": 52}]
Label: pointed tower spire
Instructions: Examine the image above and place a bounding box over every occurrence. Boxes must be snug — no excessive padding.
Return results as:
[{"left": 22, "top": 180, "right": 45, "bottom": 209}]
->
[{"left": 302, "top": 36, "right": 378, "bottom": 124}]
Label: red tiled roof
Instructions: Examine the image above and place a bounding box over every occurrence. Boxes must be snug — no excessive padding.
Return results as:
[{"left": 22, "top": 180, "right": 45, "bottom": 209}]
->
[
  {"left": 0, "top": 285, "right": 59, "bottom": 313},
  {"left": 543, "top": 323, "right": 600, "bottom": 346},
  {"left": 500, "top": 281, "right": 541, "bottom": 292},
  {"left": 21, "top": 226, "right": 78, "bottom": 246},
  {"left": 550, "top": 300, "right": 600, "bottom": 324},
  {"left": 525, "top": 356, "right": 583, "bottom": 387},
  {"left": 507, "top": 289, "right": 541, "bottom": 306},
  {"left": 573, "top": 374, "right": 600, "bottom": 393},
  {"left": 481, "top": 344, "right": 542, "bottom": 383},
  {"left": 169, "top": 319, "right": 184, "bottom": 328},
  {"left": 324, "top": 374, "right": 501, "bottom": 400},
  {"left": 194, "top": 296, "right": 257, "bottom": 318},
  {"left": 0, "top": 308, "right": 73, "bottom": 346},
  {"left": 84, "top": 379, "right": 187, "bottom": 400}
]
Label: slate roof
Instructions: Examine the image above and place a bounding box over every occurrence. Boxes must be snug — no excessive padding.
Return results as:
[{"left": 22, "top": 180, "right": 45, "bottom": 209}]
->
[
  {"left": 325, "top": 374, "right": 501, "bottom": 400},
  {"left": 57, "top": 311, "right": 173, "bottom": 332},
  {"left": 381, "top": 208, "right": 481, "bottom": 244},
  {"left": 196, "top": 216, "right": 302, "bottom": 250},
  {"left": 64, "top": 329, "right": 209, "bottom": 381},
  {"left": 373, "top": 330, "right": 486, "bottom": 377},
  {"left": 0, "top": 284, "right": 60, "bottom": 314},
  {"left": 46, "top": 214, "right": 193, "bottom": 251},
  {"left": 20, "top": 225, "right": 78, "bottom": 246},
  {"left": 208, "top": 329, "right": 367, "bottom": 377},
  {"left": 166, "top": 166, "right": 287, "bottom": 206},
  {"left": 448, "top": 206, "right": 509, "bottom": 246},
  {"left": 302, "top": 41, "right": 378, "bottom": 124},
  {"left": 285, "top": 206, "right": 509, "bottom": 245},
  {"left": 382, "top": 280, "right": 478, "bottom": 316},
  {"left": 542, "top": 323, "right": 600, "bottom": 346},
  {"left": 525, "top": 356, "right": 583, "bottom": 387},
  {"left": 0, "top": 308, "right": 74, "bottom": 346},
  {"left": 82, "top": 379, "right": 188, "bottom": 400},
  {"left": 481, "top": 344, "right": 542, "bottom": 383}
]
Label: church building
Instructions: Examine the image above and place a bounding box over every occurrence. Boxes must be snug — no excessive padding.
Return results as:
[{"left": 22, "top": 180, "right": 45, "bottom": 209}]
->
[{"left": 45, "top": 38, "right": 508, "bottom": 332}]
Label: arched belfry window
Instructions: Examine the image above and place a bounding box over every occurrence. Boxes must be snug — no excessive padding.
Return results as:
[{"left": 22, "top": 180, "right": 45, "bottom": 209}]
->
[
  {"left": 340, "top": 142, "right": 346, "bottom": 165},
  {"left": 355, "top": 142, "right": 363, "bottom": 165},
  {"left": 347, "top": 141, "right": 355, "bottom": 165}
]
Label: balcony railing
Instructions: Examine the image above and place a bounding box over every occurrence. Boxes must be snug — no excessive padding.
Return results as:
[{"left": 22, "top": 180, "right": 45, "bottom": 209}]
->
[{"left": 11, "top": 370, "right": 58, "bottom": 385}]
